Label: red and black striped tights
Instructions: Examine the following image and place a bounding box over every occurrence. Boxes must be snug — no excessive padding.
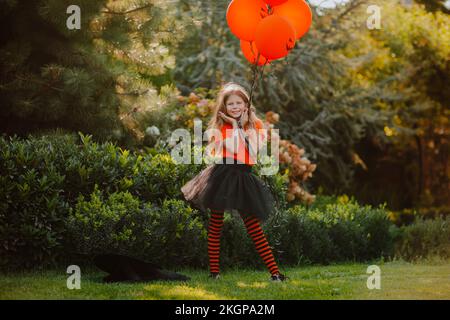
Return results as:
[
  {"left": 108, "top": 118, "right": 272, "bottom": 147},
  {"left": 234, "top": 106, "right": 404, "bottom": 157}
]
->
[{"left": 208, "top": 209, "right": 280, "bottom": 275}]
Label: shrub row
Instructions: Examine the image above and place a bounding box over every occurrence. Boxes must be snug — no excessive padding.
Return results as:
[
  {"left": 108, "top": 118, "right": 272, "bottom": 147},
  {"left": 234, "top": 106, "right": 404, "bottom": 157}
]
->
[
  {"left": 0, "top": 132, "right": 284, "bottom": 269},
  {"left": 392, "top": 215, "right": 450, "bottom": 261},
  {"left": 1, "top": 132, "right": 447, "bottom": 271},
  {"left": 64, "top": 188, "right": 397, "bottom": 270}
]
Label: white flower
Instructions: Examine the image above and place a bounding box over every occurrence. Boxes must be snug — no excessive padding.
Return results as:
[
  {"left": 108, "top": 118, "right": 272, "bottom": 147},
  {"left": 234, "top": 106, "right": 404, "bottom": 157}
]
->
[{"left": 145, "top": 126, "right": 160, "bottom": 137}]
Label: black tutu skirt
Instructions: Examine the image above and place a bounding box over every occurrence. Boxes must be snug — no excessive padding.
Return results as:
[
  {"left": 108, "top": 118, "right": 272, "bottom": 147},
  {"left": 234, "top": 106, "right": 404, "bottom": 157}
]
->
[{"left": 181, "top": 158, "right": 275, "bottom": 222}]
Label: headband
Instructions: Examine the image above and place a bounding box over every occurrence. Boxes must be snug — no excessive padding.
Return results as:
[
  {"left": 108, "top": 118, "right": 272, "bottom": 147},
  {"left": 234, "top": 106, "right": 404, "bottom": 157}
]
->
[{"left": 221, "top": 83, "right": 250, "bottom": 101}]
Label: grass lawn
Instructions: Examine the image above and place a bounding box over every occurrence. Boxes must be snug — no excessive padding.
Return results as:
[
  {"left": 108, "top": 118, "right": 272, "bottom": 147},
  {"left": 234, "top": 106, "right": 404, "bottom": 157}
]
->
[{"left": 1, "top": 259, "right": 449, "bottom": 300}]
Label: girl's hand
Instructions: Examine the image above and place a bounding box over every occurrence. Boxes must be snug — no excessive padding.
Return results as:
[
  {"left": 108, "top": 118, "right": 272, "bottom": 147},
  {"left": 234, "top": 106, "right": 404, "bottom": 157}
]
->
[
  {"left": 239, "top": 108, "right": 249, "bottom": 127},
  {"left": 219, "top": 111, "right": 238, "bottom": 128}
]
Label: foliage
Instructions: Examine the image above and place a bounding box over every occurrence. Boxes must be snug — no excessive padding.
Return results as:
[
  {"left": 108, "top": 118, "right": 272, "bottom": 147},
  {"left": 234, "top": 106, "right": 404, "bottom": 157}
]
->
[
  {"left": 5, "top": 128, "right": 447, "bottom": 270},
  {"left": 1, "top": 0, "right": 447, "bottom": 210},
  {"left": 66, "top": 189, "right": 396, "bottom": 270},
  {"left": 1, "top": 0, "right": 448, "bottom": 270},
  {"left": 273, "top": 197, "right": 395, "bottom": 265},
  {"left": 0, "top": 134, "right": 69, "bottom": 269},
  {"left": 172, "top": 0, "right": 449, "bottom": 210},
  {"left": 172, "top": 0, "right": 395, "bottom": 199},
  {"left": 66, "top": 187, "right": 207, "bottom": 268},
  {"left": 0, "top": 0, "right": 188, "bottom": 144},
  {"left": 4, "top": 129, "right": 446, "bottom": 270},
  {"left": 414, "top": 0, "right": 450, "bottom": 13},
  {"left": 341, "top": 1, "right": 450, "bottom": 208},
  {"left": 0, "top": 132, "right": 283, "bottom": 269},
  {"left": 393, "top": 215, "right": 450, "bottom": 261}
]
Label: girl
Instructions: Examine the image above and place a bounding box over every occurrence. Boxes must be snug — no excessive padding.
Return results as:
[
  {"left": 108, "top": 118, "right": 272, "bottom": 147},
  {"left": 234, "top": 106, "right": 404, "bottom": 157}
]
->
[{"left": 181, "top": 82, "right": 287, "bottom": 281}]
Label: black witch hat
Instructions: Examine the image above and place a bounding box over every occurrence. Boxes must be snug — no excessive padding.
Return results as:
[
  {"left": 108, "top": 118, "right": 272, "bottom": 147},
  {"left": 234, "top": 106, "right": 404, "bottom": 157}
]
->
[{"left": 94, "top": 253, "right": 190, "bottom": 283}]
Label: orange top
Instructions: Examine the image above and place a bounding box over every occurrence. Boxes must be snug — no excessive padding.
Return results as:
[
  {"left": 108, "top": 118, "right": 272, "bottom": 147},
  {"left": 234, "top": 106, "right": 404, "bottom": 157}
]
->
[{"left": 216, "top": 119, "right": 266, "bottom": 166}]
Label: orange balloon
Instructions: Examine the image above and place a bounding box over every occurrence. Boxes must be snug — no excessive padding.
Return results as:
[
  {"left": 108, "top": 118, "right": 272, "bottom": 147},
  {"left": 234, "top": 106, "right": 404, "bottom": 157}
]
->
[
  {"left": 255, "top": 15, "right": 296, "bottom": 60},
  {"left": 272, "top": 0, "right": 312, "bottom": 39},
  {"left": 264, "top": 0, "right": 288, "bottom": 6},
  {"left": 240, "top": 40, "right": 270, "bottom": 66},
  {"left": 226, "top": 0, "right": 269, "bottom": 41}
]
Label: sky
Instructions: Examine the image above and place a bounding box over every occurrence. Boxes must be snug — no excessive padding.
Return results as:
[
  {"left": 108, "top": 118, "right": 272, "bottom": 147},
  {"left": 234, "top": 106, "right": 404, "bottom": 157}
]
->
[
  {"left": 308, "top": 0, "right": 350, "bottom": 8},
  {"left": 310, "top": 0, "right": 450, "bottom": 9}
]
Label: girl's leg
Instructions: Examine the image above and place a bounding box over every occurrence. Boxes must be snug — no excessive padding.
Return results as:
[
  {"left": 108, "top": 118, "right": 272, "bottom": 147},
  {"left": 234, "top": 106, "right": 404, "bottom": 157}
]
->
[
  {"left": 208, "top": 209, "right": 225, "bottom": 274},
  {"left": 240, "top": 212, "right": 280, "bottom": 276}
]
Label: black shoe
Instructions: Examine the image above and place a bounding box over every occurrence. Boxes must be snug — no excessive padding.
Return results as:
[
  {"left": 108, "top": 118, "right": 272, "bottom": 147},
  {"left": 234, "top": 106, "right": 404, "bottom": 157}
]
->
[
  {"left": 209, "top": 272, "right": 220, "bottom": 280},
  {"left": 270, "top": 273, "right": 288, "bottom": 282}
]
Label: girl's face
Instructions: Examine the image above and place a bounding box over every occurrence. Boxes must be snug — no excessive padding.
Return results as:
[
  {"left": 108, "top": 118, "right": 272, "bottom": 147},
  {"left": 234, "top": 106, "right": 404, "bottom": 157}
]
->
[{"left": 225, "top": 94, "right": 247, "bottom": 119}]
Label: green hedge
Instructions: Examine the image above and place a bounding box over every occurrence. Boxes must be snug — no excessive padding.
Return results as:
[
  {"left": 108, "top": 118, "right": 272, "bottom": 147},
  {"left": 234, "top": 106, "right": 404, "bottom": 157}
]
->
[
  {"left": 0, "top": 136, "right": 69, "bottom": 269},
  {"left": 0, "top": 132, "right": 283, "bottom": 269},
  {"left": 63, "top": 187, "right": 397, "bottom": 270},
  {"left": 393, "top": 215, "right": 450, "bottom": 261},
  {"left": 274, "top": 200, "right": 395, "bottom": 265},
  {"left": 66, "top": 187, "right": 207, "bottom": 268},
  {"left": 1, "top": 132, "right": 446, "bottom": 271}
]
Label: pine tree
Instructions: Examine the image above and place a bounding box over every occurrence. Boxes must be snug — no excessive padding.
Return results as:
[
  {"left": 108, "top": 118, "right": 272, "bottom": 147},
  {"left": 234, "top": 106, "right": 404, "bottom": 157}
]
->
[{"left": 0, "top": 0, "right": 189, "bottom": 143}]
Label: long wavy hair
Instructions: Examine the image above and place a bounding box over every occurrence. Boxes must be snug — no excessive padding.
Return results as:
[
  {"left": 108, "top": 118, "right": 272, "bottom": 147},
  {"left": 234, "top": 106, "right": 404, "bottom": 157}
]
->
[{"left": 207, "top": 82, "right": 256, "bottom": 139}]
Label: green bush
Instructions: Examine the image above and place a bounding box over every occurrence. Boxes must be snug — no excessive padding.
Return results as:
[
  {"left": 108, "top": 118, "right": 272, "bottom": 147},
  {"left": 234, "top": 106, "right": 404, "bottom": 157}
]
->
[
  {"left": 0, "top": 131, "right": 287, "bottom": 206},
  {"left": 3, "top": 132, "right": 437, "bottom": 271},
  {"left": 66, "top": 187, "right": 207, "bottom": 268},
  {"left": 393, "top": 215, "right": 450, "bottom": 261},
  {"left": 0, "top": 132, "right": 203, "bottom": 269},
  {"left": 0, "top": 132, "right": 205, "bottom": 203},
  {"left": 195, "top": 198, "right": 396, "bottom": 270},
  {"left": 0, "top": 136, "right": 69, "bottom": 269},
  {"left": 271, "top": 199, "right": 395, "bottom": 265}
]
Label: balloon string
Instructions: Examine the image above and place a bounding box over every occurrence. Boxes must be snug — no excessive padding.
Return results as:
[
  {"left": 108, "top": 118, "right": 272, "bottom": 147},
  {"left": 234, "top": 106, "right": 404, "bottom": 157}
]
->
[
  {"left": 249, "top": 53, "right": 268, "bottom": 107},
  {"left": 249, "top": 52, "right": 260, "bottom": 107}
]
